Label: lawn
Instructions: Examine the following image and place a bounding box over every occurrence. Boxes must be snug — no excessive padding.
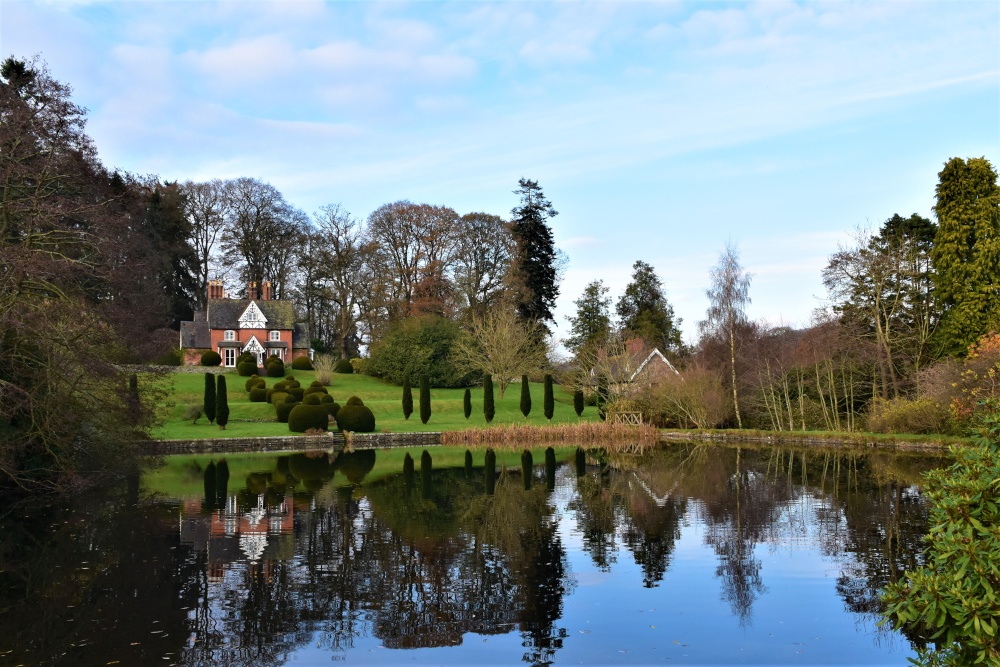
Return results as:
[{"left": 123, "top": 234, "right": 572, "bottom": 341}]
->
[{"left": 151, "top": 369, "right": 597, "bottom": 440}]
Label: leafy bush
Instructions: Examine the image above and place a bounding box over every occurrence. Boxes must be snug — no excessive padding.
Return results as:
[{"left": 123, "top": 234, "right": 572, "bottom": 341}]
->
[
  {"left": 183, "top": 405, "right": 202, "bottom": 424},
  {"left": 244, "top": 375, "right": 260, "bottom": 392},
  {"left": 419, "top": 374, "right": 431, "bottom": 424},
  {"left": 266, "top": 361, "right": 285, "bottom": 377},
  {"left": 216, "top": 375, "right": 229, "bottom": 429},
  {"left": 286, "top": 380, "right": 301, "bottom": 389},
  {"left": 249, "top": 388, "right": 267, "bottom": 403},
  {"left": 364, "top": 315, "right": 471, "bottom": 387},
  {"left": 336, "top": 404, "right": 376, "bottom": 432},
  {"left": 310, "top": 380, "right": 323, "bottom": 388},
  {"left": 237, "top": 361, "right": 258, "bottom": 376},
  {"left": 286, "top": 387, "right": 304, "bottom": 401},
  {"left": 155, "top": 348, "right": 183, "bottom": 366},
  {"left": 276, "top": 400, "right": 299, "bottom": 423},
  {"left": 402, "top": 379, "right": 413, "bottom": 420},
  {"left": 203, "top": 372, "right": 216, "bottom": 425},
  {"left": 291, "top": 355, "right": 314, "bottom": 370},
  {"left": 881, "top": 416, "right": 1000, "bottom": 665},
  {"left": 303, "top": 386, "right": 327, "bottom": 398},
  {"left": 326, "top": 401, "right": 341, "bottom": 419},
  {"left": 303, "top": 393, "right": 322, "bottom": 405},
  {"left": 334, "top": 359, "right": 354, "bottom": 374},
  {"left": 346, "top": 396, "right": 365, "bottom": 407},
  {"left": 288, "top": 404, "right": 328, "bottom": 432},
  {"left": 520, "top": 375, "right": 531, "bottom": 418},
  {"left": 574, "top": 388, "right": 584, "bottom": 417},
  {"left": 269, "top": 391, "right": 290, "bottom": 407},
  {"left": 200, "top": 350, "right": 222, "bottom": 366},
  {"left": 865, "top": 397, "right": 950, "bottom": 435},
  {"left": 319, "top": 393, "right": 334, "bottom": 404}
]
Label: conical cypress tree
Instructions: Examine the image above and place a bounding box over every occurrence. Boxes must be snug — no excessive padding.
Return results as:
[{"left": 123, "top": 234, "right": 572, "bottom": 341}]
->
[
  {"left": 573, "top": 389, "right": 584, "bottom": 418},
  {"left": 483, "top": 374, "right": 495, "bottom": 423},
  {"left": 419, "top": 375, "right": 431, "bottom": 424},
  {"left": 520, "top": 374, "right": 531, "bottom": 418},
  {"left": 402, "top": 378, "right": 413, "bottom": 420},
  {"left": 216, "top": 375, "right": 229, "bottom": 430},
  {"left": 463, "top": 387, "right": 472, "bottom": 420},
  {"left": 543, "top": 374, "right": 554, "bottom": 422},
  {"left": 204, "top": 372, "right": 216, "bottom": 424}
]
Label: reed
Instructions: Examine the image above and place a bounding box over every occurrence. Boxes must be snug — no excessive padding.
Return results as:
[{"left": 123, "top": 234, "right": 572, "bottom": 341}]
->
[{"left": 440, "top": 421, "right": 658, "bottom": 452}]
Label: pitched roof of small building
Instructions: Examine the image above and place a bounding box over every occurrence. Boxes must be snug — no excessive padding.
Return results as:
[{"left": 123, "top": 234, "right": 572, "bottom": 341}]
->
[{"left": 206, "top": 299, "right": 297, "bottom": 330}]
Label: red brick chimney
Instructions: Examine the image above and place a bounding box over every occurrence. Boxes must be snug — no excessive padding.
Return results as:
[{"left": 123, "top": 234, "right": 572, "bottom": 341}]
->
[
  {"left": 261, "top": 280, "right": 273, "bottom": 301},
  {"left": 248, "top": 281, "right": 258, "bottom": 300},
  {"left": 207, "top": 279, "right": 224, "bottom": 300}
]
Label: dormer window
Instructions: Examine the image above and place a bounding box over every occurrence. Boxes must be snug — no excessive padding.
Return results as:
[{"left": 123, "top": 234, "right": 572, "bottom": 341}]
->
[
  {"left": 269, "top": 330, "right": 281, "bottom": 342},
  {"left": 224, "top": 330, "right": 236, "bottom": 341},
  {"left": 238, "top": 301, "right": 268, "bottom": 329}
]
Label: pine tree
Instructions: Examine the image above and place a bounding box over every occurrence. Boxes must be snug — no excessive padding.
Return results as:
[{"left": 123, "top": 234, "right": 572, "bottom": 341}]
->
[
  {"left": 520, "top": 374, "right": 532, "bottom": 418},
  {"left": 930, "top": 157, "right": 1000, "bottom": 353},
  {"left": 565, "top": 280, "right": 612, "bottom": 355},
  {"left": 617, "top": 260, "right": 683, "bottom": 353},
  {"left": 419, "top": 374, "right": 431, "bottom": 424},
  {"left": 463, "top": 387, "right": 472, "bottom": 419},
  {"left": 483, "top": 374, "right": 495, "bottom": 423},
  {"left": 543, "top": 374, "right": 554, "bottom": 422},
  {"left": 216, "top": 375, "right": 229, "bottom": 429},
  {"left": 573, "top": 389, "right": 584, "bottom": 418},
  {"left": 203, "top": 372, "right": 216, "bottom": 424},
  {"left": 510, "top": 178, "right": 559, "bottom": 331},
  {"left": 402, "top": 378, "right": 413, "bottom": 420}
]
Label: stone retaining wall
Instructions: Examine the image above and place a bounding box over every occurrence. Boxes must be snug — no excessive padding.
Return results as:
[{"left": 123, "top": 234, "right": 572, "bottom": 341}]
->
[
  {"left": 348, "top": 432, "right": 442, "bottom": 448},
  {"left": 144, "top": 434, "right": 342, "bottom": 455}
]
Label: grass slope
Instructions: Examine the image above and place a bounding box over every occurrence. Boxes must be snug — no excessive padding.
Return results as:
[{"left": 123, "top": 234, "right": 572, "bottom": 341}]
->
[{"left": 152, "top": 370, "right": 595, "bottom": 440}]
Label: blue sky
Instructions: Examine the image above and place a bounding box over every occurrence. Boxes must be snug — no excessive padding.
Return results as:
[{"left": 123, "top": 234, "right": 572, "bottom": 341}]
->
[{"left": 3, "top": 0, "right": 998, "bottom": 348}]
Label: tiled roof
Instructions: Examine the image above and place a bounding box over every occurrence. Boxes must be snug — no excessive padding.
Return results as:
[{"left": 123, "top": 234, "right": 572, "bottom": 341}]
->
[{"left": 205, "top": 299, "right": 297, "bottom": 330}]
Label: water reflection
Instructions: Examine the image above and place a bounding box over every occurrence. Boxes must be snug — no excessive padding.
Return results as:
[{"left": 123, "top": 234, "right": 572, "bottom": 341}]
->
[{"left": 0, "top": 443, "right": 942, "bottom": 666}]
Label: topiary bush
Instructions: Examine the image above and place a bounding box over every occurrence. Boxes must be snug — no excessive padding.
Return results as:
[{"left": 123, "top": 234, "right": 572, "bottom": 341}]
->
[
  {"left": 326, "top": 401, "right": 341, "bottom": 420},
  {"left": 266, "top": 361, "right": 285, "bottom": 377},
  {"left": 334, "top": 359, "right": 354, "bottom": 374},
  {"left": 200, "top": 350, "right": 222, "bottom": 366},
  {"left": 269, "top": 391, "right": 290, "bottom": 407},
  {"left": 336, "top": 404, "right": 375, "bottom": 432},
  {"left": 249, "top": 387, "right": 267, "bottom": 403},
  {"left": 319, "top": 393, "right": 334, "bottom": 404},
  {"left": 288, "top": 404, "right": 328, "bottom": 432},
  {"left": 345, "top": 396, "right": 365, "bottom": 407},
  {"left": 285, "top": 387, "right": 304, "bottom": 402},
  {"left": 303, "top": 386, "right": 328, "bottom": 398},
  {"left": 276, "top": 399, "right": 300, "bottom": 423},
  {"left": 244, "top": 375, "right": 261, "bottom": 392},
  {"left": 310, "top": 380, "right": 323, "bottom": 388},
  {"left": 286, "top": 380, "right": 301, "bottom": 389},
  {"left": 303, "top": 393, "right": 322, "bottom": 405},
  {"left": 291, "top": 355, "right": 314, "bottom": 371},
  {"left": 236, "top": 351, "right": 255, "bottom": 366},
  {"left": 237, "top": 361, "right": 258, "bottom": 377}
]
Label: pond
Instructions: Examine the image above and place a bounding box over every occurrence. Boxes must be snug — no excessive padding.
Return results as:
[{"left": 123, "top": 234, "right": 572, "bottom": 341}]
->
[{"left": 0, "top": 443, "right": 944, "bottom": 666}]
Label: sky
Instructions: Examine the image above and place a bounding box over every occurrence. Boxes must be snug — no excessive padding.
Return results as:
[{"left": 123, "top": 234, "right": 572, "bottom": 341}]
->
[{"left": 2, "top": 0, "right": 998, "bottom": 349}]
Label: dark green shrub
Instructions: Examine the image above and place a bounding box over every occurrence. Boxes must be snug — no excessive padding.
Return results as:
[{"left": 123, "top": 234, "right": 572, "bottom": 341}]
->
[
  {"left": 346, "top": 396, "right": 364, "bottom": 407},
  {"left": 236, "top": 351, "right": 255, "bottom": 366},
  {"left": 244, "top": 374, "right": 260, "bottom": 392},
  {"left": 310, "top": 380, "right": 323, "bottom": 388},
  {"left": 203, "top": 373, "right": 216, "bottom": 424},
  {"left": 334, "top": 359, "right": 354, "bottom": 374},
  {"left": 419, "top": 374, "right": 431, "bottom": 424},
  {"left": 319, "top": 393, "right": 334, "bottom": 404},
  {"left": 276, "top": 400, "right": 299, "bottom": 423},
  {"left": 303, "top": 393, "right": 321, "bottom": 405},
  {"left": 286, "top": 387, "right": 304, "bottom": 401},
  {"left": 336, "top": 404, "right": 376, "bottom": 432},
  {"left": 216, "top": 375, "right": 229, "bottom": 429},
  {"left": 287, "top": 380, "right": 301, "bottom": 389},
  {"left": 155, "top": 348, "right": 183, "bottom": 366},
  {"left": 363, "top": 315, "right": 471, "bottom": 387},
  {"left": 303, "top": 386, "right": 327, "bottom": 398},
  {"left": 201, "top": 350, "right": 222, "bottom": 366},
  {"left": 291, "top": 355, "right": 314, "bottom": 370},
  {"left": 269, "top": 391, "right": 289, "bottom": 407},
  {"left": 266, "top": 362, "right": 285, "bottom": 377},
  {"left": 574, "top": 389, "right": 584, "bottom": 417},
  {"left": 284, "top": 375, "right": 295, "bottom": 381},
  {"left": 402, "top": 379, "right": 413, "bottom": 420},
  {"left": 464, "top": 388, "right": 472, "bottom": 420},
  {"left": 520, "top": 375, "right": 531, "bottom": 418},
  {"left": 288, "top": 404, "right": 328, "bottom": 432},
  {"left": 484, "top": 374, "right": 495, "bottom": 423},
  {"left": 237, "top": 361, "right": 257, "bottom": 376},
  {"left": 337, "top": 450, "right": 376, "bottom": 484},
  {"left": 326, "top": 401, "right": 341, "bottom": 420},
  {"left": 249, "top": 388, "right": 267, "bottom": 403},
  {"left": 543, "top": 375, "right": 554, "bottom": 422}
]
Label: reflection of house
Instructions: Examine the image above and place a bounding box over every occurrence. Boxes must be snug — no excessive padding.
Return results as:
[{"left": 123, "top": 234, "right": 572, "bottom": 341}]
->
[{"left": 179, "top": 280, "right": 311, "bottom": 367}]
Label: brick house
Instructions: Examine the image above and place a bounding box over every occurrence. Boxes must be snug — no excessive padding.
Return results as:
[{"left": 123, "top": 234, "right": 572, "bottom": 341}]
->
[{"left": 179, "top": 280, "right": 311, "bottom": 367}]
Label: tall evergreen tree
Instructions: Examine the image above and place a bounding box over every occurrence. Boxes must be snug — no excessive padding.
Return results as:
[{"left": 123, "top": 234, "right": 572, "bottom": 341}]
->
[
  {"left": 543, "top": 374, "right": 554, "bottom": 422},
  {"left": 617, "top": 260, "right": 683, "bottom": 353},
  {"left": 573, "top": 389, "right": 584, "bottom": 417},
  {"left": 419, "top": 374, "right": 431, "bottom": 424},
  {"left": 215, "top": 375, "right": 229, "bottom": 430},
  {"left": 520, "top": 374, "right": 532, "bottom": 418},
  {"left": 510, "top": 178, "right": 559, "bottom": 331},
  {"left": 402, "top": 378, "right": 413, "bottom": 420},
  {"left": 203, "top": 372, "right": 216, "bottom": 425},
  {"left": 483, "top": 374, "right": 495, "bottom": 423},
  {"left": 463, "top": 387, "right": 472, "bottom": 419},
  {"left": 565, "top": 280, "right": 612, "bottom": 355},
  {"left": 930, "top": 157, "right": 1000, "bottom": 353}
]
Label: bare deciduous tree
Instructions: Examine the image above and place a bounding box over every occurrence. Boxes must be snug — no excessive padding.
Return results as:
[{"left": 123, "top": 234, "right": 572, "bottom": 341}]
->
[{"left": 452, "top": 308, "right": 548, "bottom": 399}]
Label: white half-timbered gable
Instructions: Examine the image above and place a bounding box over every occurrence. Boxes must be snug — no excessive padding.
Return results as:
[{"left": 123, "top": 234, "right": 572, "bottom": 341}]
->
[{"left": 238, "top": 301, "right": 268, "bottom": 329}]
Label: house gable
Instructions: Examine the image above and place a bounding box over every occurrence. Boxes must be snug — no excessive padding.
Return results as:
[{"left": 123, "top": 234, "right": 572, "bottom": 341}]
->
[
  {"left": 238, "top": 301, "right": 268, "bottom": 329},
  {"left": 243, "top": 335, "right": 265, "bottom": 356},
  {"left": 631, "top": 348, "right": 679, "bottom": 382}
]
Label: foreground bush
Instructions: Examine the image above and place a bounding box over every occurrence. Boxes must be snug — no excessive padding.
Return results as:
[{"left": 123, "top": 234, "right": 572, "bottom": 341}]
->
[
  {"left": 291, "top": 355, "right": 314, "bottom": 371},
  {"left": 881, "top": 414, "right": 1000, "bottom": 666},
  {"left": 334, "top": 358, "right": 354, "bottom": 374},
  {"left": 288, "top": 404, "right": 328, "bottom": 432},
  {"left": 336, "top": 404, "right": 376, "bottom": 432},
  {"left": 237, "top": 361, "right": 258, "bottom": 376},
  {"left": 865, "top": 397, "right": 951, "bottom": 435},
  {"left": 364, "top": 315, "right": 470, "bottom": 387},
  {"left": 266, "top": 361, "right": 285, "bottom": 377},
  {"left": 200, "top": 350, "right": 222, "bottom": 366}
]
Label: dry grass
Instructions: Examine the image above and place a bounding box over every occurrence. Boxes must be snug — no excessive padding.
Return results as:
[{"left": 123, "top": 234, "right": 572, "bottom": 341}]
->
[{"left": 440, "top": 421, "right": 659, "bottom": 452}]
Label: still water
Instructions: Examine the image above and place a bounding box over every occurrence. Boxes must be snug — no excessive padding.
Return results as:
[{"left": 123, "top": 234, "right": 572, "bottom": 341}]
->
[{"left": 0, "top": 443, "right": 943, "bottom": 666}]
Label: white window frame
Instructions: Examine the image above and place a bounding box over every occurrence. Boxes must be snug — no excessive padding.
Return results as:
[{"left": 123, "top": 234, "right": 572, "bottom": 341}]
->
[
  {"left": 224, "top": 348, "right": 236, "bottom": 367},
  {"left": 224, "top": 330, "right": 236, "bottom": 341},
  {"left": 269, "top": 330, "right": 281, "bottom": 342}
]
